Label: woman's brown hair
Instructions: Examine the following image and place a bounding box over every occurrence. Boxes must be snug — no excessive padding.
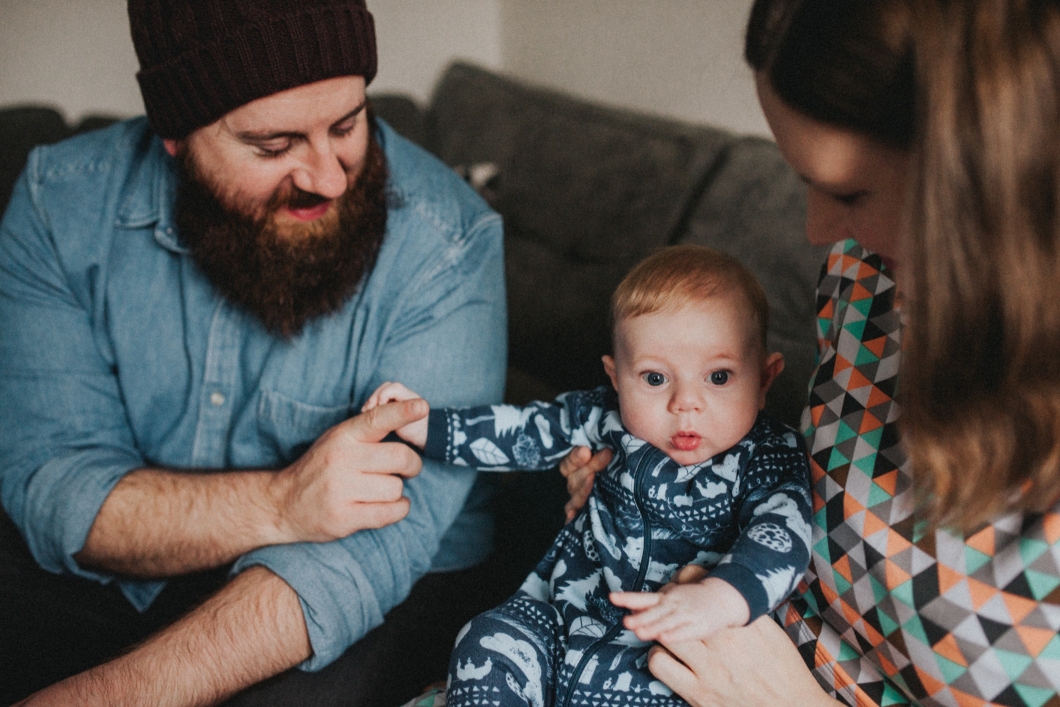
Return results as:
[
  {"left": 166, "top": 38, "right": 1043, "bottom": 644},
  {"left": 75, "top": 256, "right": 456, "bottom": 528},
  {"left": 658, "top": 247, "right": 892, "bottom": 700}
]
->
[
  {"left": 748, "top": 0, "right": 1060, "bottom": 531},
  {"left": 903, "top": 0, "right": 1060, "bottom": 531}
]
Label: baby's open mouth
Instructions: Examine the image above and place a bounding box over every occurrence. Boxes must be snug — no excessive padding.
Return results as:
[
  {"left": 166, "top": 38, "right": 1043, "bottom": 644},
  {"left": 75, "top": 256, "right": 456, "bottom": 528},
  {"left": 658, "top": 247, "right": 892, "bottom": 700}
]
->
[{"left": 671, "top": 433, "right": 701, "bottom": 451}]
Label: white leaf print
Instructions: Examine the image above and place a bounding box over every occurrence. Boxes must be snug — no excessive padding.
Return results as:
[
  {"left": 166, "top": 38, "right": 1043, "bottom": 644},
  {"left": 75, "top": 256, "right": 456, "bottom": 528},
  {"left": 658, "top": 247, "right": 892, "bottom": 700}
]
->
[
  {"left": 569, "top": 616, "right": 607, "bottom": 638},
  {"left": 490, "top": 405, "right": 535, "bottom": 437},
  {"left": 470, "top": 438, "right": 510, "bottom": 466},
  {"left": 534, "top": 414, "right": 554, "bottom": 449}
]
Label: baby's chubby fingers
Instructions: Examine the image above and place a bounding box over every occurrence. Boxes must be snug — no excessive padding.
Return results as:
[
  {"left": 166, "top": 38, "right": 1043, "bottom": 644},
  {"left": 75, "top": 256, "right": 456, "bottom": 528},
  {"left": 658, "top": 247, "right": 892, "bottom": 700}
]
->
[
  {"left": 609, "top": 591, "right": 662, "bottom": 611},
  {"left": 362, "top": 381, "right": 421, "bottom": 412}
]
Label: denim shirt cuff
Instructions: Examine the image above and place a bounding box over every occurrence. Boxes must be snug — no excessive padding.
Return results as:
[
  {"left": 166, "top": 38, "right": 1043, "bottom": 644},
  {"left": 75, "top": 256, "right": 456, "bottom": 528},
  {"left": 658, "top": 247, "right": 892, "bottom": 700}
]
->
[{"left": 231, "top": 542, "right": 385, "bottom": 671}]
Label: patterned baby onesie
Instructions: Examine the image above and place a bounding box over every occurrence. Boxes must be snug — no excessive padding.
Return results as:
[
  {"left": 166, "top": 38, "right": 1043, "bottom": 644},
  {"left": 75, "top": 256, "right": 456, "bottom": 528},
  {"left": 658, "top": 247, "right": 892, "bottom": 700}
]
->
[
  {"left": 423, "top": 386, "right": 812, "bottom": 707},
  {"left": 776, "top": 239, "right": 1060, "bottom": 706}
]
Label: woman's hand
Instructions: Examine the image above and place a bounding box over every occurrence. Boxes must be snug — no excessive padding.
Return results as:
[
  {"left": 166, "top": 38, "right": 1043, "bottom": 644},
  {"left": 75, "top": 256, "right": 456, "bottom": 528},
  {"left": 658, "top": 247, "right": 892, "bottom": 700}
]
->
[
  {"left": 558, "top": 446, "right": 612, "bottom": 521},
  {"left": 645, "top": 565, "right": 838, "bottom": 707}
]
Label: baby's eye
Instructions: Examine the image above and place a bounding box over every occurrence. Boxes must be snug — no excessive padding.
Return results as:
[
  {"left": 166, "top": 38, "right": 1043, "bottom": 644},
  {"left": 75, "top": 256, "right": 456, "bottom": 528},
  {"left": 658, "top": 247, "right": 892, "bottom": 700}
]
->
[
  {"left": 709, "top": 370, "right": 730, "bottom": 386},
  {"left": 643, "top": 372, "right": 667, "bottom": 387}
]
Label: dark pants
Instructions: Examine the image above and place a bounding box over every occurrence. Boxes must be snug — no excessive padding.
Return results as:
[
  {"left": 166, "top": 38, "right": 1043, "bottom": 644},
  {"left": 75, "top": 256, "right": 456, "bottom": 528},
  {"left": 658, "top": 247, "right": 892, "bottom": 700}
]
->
[{"left": 0, "top": 510, "right": 513, "bottom": 707}]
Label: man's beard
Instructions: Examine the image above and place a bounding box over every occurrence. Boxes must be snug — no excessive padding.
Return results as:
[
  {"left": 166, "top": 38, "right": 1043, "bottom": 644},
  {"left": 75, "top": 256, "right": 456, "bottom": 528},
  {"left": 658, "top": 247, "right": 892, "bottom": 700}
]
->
[{"left": 174, "top": 130, "right": 388, "bottom": 338}]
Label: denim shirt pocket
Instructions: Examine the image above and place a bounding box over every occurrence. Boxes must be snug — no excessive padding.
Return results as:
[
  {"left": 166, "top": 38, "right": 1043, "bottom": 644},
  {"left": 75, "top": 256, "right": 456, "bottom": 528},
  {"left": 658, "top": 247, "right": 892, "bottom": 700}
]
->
[{"left": 257, "top": 388, "right": 352, "bottom": 465}]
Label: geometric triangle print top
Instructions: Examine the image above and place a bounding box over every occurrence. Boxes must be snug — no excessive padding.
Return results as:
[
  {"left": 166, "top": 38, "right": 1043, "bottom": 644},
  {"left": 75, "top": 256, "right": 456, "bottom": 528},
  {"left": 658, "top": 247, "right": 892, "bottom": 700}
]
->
[{"left": 775, "top": 239, "right": 1060, "bottom": 707}]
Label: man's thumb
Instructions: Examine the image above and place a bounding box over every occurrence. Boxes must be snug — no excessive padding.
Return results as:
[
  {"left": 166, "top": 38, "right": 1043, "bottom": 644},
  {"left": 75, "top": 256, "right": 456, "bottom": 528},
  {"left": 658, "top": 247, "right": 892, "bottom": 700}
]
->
[{"left": 353, "top": 398, "right": 428, "bottom": 442}]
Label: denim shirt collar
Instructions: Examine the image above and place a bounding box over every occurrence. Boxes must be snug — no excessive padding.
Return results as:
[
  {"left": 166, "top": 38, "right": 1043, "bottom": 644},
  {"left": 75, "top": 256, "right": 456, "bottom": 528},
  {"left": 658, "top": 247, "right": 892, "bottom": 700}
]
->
[{"left": 115, "top": 133, "right": 186, "bottom": 254}]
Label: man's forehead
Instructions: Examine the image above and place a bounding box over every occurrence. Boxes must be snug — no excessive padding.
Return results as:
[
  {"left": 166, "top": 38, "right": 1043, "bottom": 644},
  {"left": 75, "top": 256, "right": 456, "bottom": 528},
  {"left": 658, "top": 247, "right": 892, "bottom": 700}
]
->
[{"left": 220, "top": 76, "right": 368, "bottom": 134}]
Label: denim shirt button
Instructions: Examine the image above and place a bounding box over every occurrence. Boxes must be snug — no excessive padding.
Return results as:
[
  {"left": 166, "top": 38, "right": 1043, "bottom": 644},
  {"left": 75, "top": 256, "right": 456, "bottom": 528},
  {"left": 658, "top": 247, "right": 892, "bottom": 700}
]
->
[{"left": 210, "top": 391, "right": 225, "bottom": 407}]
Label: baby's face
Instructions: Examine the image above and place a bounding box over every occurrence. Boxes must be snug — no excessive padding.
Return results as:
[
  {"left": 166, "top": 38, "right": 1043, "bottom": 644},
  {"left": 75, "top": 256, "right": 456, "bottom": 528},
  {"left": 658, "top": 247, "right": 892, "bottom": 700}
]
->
[{"left": 604, "top": 292, "right": 782, "bottom": 467}]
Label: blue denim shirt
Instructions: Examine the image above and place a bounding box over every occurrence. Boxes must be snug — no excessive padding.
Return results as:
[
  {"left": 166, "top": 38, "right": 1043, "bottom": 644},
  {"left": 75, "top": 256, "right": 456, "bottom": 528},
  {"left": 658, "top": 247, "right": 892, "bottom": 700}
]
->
[{"left": 0, "top": 117, "right": 506, "bottom": 669}]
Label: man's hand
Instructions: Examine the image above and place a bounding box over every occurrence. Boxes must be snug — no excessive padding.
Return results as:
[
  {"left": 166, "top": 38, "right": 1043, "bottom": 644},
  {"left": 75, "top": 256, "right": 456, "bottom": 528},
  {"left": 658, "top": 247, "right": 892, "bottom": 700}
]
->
[
  {"left": 361, "top": 381, "right": 429, "bottom": 448},
  {"left": 79, "top": 398, "right": 429, "bottom": 577},
  {"left": 611, "top": 576, "right": 751, "bottom": 644},
  {"left": 558, "top": 446, "right": 612, "bottom": 521},
  {"left": 270, "top": 397, "right": 428, "bottom": 544}
]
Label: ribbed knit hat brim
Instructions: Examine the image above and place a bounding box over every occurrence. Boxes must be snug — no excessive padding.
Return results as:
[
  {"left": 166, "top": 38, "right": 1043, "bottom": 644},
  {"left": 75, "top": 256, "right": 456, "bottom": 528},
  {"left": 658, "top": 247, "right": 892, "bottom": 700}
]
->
[{"left": 131, "top": 0, "right": 377, "bottom": 139}]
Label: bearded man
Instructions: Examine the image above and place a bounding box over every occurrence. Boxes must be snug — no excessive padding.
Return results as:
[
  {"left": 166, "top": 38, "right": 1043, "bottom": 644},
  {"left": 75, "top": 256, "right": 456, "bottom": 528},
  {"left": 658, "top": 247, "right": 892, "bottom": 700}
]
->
[{"left": 0, "top": 1, "right": 506, "bottom": 704}]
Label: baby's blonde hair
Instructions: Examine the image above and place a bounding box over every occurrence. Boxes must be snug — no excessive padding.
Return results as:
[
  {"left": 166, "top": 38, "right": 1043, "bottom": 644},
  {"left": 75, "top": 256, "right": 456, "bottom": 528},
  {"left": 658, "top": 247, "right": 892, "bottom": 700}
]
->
[{"left": 611, "top": 245, "right": 770, "bottom": 349}]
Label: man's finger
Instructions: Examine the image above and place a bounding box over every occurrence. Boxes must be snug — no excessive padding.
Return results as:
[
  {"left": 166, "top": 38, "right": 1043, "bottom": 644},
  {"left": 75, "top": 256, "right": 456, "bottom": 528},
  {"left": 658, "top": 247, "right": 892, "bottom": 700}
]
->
[
  {"left": 348, "top": 398, "right": 428, "bottom": 443},
  {"left": 353, "top": 498, "right": 411, "bottom": 531}
]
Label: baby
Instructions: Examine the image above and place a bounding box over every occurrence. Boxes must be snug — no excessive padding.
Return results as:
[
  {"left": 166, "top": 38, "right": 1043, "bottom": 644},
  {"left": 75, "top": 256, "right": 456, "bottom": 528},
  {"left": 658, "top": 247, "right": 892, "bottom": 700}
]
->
[{"left": 365, "top": 245, "right": 812, "bottom": 707}]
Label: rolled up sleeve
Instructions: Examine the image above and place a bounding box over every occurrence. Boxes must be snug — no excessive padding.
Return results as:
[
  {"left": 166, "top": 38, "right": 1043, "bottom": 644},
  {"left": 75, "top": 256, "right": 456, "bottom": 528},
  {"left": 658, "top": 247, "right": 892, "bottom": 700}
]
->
[{"left": 0, "top": 157, "right": 144, "bottom": 584}]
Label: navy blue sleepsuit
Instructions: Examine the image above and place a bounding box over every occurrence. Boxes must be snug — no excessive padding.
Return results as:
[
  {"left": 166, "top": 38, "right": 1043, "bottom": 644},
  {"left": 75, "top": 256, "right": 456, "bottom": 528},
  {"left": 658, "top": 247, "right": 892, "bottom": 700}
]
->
[{"left": 422, "top": 387, "right": 812, "bottom": 707}]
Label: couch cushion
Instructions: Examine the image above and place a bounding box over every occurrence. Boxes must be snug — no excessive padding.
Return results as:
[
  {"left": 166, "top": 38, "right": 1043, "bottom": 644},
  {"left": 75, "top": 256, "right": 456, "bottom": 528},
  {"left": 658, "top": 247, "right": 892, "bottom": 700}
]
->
[
  {"left": 426, "top": 62, "right": 737, "bottom": 395},
  {"left": 0, "top": 107, "right": 70, "bottom": 218},
  {"left": 678, "top": 136, "right": 826, "bottom": 426}
]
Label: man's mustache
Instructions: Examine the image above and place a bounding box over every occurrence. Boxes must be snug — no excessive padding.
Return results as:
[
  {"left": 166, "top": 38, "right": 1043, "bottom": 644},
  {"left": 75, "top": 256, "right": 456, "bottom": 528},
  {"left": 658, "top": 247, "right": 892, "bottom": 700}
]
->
[{"left": 279, "top": 187, "right": 331, "bottom": 211}]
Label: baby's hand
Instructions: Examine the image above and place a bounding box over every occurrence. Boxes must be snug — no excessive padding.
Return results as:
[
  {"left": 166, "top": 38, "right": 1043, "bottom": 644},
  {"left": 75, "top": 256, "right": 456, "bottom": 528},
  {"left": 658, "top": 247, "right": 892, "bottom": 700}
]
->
[
  {"left": 610, "top": 576, "right": 750, "bottom": 643},
  {"left": 362, "top": 382, "right": 429, "bottom": 448}
]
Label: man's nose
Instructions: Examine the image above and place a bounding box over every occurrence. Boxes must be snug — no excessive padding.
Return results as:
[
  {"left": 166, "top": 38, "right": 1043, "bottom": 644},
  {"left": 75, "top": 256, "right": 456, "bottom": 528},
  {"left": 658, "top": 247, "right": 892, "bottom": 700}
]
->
[{"left": 291, "top": 143, "right": 348, "bottom": 200}]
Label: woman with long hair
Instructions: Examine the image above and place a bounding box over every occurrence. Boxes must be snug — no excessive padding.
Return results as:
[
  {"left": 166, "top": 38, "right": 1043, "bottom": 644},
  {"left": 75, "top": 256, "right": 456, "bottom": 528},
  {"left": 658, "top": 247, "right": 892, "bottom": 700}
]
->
[{"left": 563, "top": 1, "right": 1060, "bottom": 704}]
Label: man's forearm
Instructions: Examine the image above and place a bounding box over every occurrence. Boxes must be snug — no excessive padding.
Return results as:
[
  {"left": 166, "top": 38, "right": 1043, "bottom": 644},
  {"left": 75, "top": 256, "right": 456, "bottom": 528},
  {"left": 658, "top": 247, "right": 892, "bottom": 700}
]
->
[
  {"left": 18, "top": 566, "right": 310, "bottom": 707},
  {"left": 77, "top": 467, "right": 287, "bottom": 577}
]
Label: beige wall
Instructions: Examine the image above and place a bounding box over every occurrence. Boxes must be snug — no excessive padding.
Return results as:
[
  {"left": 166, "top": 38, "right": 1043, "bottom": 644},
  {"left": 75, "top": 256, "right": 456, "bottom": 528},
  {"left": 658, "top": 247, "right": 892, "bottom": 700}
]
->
[
  {"left": 499, "top": 0, "right": 765, "bottom": 136},
  {"left": 0, "top": 0, "right": 766, "bottom": 135}
]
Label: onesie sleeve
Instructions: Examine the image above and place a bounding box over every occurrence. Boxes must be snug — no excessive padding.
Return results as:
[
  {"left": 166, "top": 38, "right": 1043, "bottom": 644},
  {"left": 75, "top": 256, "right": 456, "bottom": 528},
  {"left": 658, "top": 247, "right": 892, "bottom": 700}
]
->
[
  {"left": 707, "top": 418, "right": 813, "bottom": 622},
  {"left": 423, "top": 386, "right": 615, "bottom": 471}
]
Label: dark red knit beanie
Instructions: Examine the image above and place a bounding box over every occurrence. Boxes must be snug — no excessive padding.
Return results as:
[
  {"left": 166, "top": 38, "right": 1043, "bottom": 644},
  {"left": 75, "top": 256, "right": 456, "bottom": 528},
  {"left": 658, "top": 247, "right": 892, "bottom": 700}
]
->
[{"left": 129, "top": 0, "right": 377, "bottom": 139}]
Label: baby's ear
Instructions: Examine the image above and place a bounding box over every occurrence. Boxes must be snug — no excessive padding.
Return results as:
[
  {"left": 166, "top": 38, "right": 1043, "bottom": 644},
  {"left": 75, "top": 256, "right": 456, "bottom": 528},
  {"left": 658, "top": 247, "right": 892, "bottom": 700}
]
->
[
  {"left": 602, "top": 355, "right": 619, "bottom": 390},
  {"left": 758, "top": 352, "right": 785, "bottom": 409}
]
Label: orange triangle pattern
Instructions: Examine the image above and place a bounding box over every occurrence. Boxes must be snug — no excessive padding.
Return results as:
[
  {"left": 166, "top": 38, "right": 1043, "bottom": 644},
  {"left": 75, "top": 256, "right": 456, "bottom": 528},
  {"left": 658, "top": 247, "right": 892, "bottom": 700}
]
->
[
  {"left": 1014, "top": 625, "right": 1055, "bottom": 657},
  {"left": 873, "top": 470, "right": 898, "bottom": 496},
  {"left": 966, "top": 526, "right": 995, "bottom": 556}
]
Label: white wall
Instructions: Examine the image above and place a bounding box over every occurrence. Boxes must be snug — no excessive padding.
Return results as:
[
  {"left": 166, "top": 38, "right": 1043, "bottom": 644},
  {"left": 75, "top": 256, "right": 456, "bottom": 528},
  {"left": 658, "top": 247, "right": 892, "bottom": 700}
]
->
[
  {"left": 0, "top": 0, "right": 143, "bottom": 122},
  {"left": 371, "top": 0, "right": 502, "bottom": 104},
  {"left": 0, "top": 0, "right": 766, "bottom": 135},
  {"left": 499, "top": 0, "right": 766, "bottom": 136}
]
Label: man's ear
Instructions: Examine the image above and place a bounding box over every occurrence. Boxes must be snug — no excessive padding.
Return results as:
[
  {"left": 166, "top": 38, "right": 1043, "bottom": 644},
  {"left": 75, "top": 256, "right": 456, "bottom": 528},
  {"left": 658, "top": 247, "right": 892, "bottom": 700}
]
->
[
  {"left": 162, "top": 138, "right": 181, "bottom": 157},
  {"left": 602, "top": 355, "right": 619, "bottom": 390},
  {"left": 758, "top": 352, "right": 785, "bottom": 409}
]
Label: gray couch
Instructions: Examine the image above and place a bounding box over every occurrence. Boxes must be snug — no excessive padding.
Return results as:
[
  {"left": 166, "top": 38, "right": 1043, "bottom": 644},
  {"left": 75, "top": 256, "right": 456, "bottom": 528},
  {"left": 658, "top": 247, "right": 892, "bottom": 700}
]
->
[{"left": 0, "top": 60, "right": 824, "bottom": 698}]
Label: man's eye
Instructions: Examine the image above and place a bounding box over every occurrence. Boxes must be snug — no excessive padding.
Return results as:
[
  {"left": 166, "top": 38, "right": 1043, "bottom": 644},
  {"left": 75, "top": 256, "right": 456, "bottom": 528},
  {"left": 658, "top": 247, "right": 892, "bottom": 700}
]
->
[
  {"left": 257, "top": 147, "right": 289, "bottom": 159},
  {"left": 643, "top": 372, "right": 667, "bottom": 387},
  {"left": 710, "top": 371, "right": 730, "bottom": 385}
]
